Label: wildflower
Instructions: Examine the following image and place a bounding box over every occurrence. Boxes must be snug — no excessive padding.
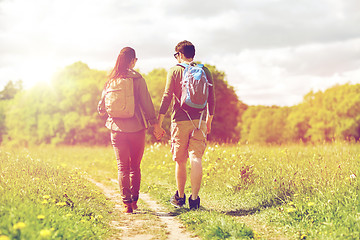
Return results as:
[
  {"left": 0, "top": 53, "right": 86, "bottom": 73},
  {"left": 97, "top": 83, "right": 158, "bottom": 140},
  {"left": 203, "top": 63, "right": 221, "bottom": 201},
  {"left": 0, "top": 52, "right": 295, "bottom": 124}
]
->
[
  {"left": 65, "top": 213, "right": 73, "bottom": 217},
  {"left": 37, "top": 215, "right": 46, "bottom": 220},
  {"left": 13, "top": 222, "right": 26, "bottom": 230},
  {"left": 286, "top": 207, "right": 296, "bottom": 213},
  {"left": 253, "top": 230, "right": 260, "bottom": 239},
  {"left": 39, "top": 229, "right": 52, "bottom": 238},
  {"left": 307, "top": 202, "right": 315, "bottom": 207},
  {"left": 41, "top": 200, "right": 48, "bottom": 204},
  {"left": 56, "top": 202, "right": 67, "bottom": 207},
  {"left": 350, "top": 174, "right": 356, "bottom": 179},
  {"left": 288, "top": 201, "right": 295, "bottom": 206},
  {"left": 43, "top": 195, "right": 50, "bottom": 199},
  {"left": 98, "top": 215, "right": 103, "bottom": 219},
  {"left": 0, "top": 235, "right": 10, "bottom": 240}
]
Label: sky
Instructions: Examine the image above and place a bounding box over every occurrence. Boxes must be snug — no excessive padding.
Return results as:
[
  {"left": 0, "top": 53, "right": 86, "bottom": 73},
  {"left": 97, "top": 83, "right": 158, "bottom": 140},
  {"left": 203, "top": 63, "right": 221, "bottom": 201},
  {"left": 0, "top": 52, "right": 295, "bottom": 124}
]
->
[{"left": 0, "top": 0, "right": 359, "bottom": 106}]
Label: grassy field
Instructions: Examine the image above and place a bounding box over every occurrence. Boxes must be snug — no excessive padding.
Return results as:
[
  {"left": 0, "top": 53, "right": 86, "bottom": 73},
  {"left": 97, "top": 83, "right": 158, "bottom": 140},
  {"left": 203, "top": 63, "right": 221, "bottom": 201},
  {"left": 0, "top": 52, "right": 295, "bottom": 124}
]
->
[
  {"left": 140, "top": 142, "right": 360, "bottom": 239},
  {"left": 0, "top": 142, "right": 359, "bottom": 239},
  {"left": 0, "top": 148, "right": 112, "bottom": 239}
]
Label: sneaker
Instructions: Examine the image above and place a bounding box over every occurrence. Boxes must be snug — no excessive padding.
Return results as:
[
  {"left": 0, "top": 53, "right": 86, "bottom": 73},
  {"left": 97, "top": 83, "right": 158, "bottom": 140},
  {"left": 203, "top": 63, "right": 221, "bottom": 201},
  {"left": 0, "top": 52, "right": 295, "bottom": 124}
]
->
[
  {"left": 189, "top": 195, "right": 200, "bottom": 210},
  {"left": 123, "top": 203, "right": 133, "bottom": 213},
  {"left": 170, "top": 191, "right": 186, "bottom": 208},
  {"left": 131, "top": 201, "right": 138, "bottom": 211}
]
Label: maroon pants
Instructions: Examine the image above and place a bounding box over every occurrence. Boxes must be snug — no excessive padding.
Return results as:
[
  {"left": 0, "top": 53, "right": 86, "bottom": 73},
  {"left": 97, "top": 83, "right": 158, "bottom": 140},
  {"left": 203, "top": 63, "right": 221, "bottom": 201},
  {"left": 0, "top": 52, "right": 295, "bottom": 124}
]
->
[{"left": 111, "top": 129, "right": 145, "bottom": 203}]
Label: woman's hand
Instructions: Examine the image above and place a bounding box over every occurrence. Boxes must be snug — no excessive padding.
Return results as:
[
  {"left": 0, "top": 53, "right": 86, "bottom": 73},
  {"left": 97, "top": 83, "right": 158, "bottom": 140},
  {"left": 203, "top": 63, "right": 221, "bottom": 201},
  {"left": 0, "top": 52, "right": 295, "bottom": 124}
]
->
[{"left": 153, "top": 124, "right": 166, "bottom": 141}]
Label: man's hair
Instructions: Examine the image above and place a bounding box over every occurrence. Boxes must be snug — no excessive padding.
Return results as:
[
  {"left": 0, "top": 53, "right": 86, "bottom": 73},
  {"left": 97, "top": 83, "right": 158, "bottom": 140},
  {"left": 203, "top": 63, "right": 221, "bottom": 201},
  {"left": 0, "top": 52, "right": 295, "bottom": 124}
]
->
[{"left": 175, "top": 40, "right": 195, "bottom": 59}]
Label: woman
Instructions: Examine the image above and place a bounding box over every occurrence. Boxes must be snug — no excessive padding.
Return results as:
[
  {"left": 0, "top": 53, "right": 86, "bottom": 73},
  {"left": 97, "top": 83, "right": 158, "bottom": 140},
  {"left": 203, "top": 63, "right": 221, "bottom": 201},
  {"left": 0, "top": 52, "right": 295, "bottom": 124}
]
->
[{"left": 98, "top": 47, "right": 164, "bottom": 213}]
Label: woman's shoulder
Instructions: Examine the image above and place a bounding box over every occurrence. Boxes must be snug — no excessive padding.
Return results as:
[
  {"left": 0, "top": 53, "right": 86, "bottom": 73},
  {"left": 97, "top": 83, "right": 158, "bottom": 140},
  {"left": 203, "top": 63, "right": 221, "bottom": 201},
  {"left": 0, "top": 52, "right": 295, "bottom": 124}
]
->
[{"left": 127, "top": 69, "right": 143, "bottom": 79}]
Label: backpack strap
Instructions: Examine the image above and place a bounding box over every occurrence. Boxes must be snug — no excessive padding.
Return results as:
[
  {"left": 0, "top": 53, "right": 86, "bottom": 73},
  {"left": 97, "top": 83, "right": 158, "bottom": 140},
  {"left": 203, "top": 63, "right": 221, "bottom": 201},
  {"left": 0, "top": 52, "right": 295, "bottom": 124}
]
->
[
  {"left": 177, "top": 63, "right": 187, "bottom": 68},
  {"left": 177, "top": 103, "right": 206, "bottom": 138},
  {"left": 174, "top": 93, "right": 206, "bottom": 138}
]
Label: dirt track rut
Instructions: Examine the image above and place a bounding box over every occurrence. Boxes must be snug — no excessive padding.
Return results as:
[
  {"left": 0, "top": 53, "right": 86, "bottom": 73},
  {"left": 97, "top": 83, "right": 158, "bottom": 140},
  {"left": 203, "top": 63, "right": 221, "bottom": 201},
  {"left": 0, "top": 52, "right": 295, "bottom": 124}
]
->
[{"left": 89, "top": 178, "right": 199, "bottom": 240}]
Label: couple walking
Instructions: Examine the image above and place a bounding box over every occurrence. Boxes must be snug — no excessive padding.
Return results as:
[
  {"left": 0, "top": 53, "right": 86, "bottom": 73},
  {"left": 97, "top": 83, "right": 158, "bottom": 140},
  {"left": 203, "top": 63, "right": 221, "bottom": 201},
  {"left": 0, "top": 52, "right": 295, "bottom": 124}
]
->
[{"left": 98, "top": 40, "right": 215, "bottom": 213}]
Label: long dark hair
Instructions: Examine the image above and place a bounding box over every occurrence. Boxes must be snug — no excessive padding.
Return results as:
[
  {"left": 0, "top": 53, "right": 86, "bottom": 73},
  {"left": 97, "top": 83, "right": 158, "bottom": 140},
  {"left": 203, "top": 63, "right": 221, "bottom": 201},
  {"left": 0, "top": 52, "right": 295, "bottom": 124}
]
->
[{"left": 108, "top": 47, "right": 136, "bottom": 80}]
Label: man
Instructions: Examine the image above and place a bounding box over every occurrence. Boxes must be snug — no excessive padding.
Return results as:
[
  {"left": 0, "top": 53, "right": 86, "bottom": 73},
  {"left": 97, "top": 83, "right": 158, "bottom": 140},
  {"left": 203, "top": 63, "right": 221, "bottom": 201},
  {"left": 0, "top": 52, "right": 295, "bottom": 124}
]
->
[{"left": 158, "top": 40, "right": 215, "bottom": 209}]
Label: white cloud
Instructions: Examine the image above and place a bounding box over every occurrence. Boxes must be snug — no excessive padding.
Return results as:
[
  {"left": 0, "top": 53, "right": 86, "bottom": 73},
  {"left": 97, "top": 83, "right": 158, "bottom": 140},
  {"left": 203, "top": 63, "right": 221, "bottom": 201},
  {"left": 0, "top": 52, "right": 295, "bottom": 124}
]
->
[
  {"left": 215, "top": 38, "right": 360, "bottom": 106},
  {"left": 0, "top": 0, "right": 359, "bottom": 106}
]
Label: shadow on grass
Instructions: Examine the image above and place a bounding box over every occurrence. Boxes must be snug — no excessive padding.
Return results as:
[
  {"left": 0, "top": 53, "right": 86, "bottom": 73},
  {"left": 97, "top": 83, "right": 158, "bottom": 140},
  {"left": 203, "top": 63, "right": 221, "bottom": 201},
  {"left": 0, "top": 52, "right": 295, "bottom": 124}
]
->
[
  {"left": 225, "top": 207, "right": 260, "bottom": 216},
  {"left": 137, "top": 206, "right": 207, "bottom": 217},
  {"left": 132, "top": 208, "right": 188, "bottom": 217},
  {"left": 223, "top": 195, "right": 289, "bottom": 217},
  {"left": 140, "top": 205, "right": 263, "bottom": 217}
]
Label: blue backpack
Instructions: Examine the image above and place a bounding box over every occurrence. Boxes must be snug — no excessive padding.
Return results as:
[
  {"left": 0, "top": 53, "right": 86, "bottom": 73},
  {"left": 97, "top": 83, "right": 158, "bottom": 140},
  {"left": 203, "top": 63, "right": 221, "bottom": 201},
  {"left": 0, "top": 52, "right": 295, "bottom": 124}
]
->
[{"left": 177, "top": 63, "right": 211, "bottom": 111}]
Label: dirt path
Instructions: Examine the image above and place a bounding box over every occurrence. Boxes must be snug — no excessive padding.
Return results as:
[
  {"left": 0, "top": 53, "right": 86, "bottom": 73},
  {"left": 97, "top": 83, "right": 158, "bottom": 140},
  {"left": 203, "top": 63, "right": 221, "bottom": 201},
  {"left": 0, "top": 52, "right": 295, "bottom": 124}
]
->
[
  {"left": 88, "top": 178, "right": 199, "bottom": 240},
  {"left": 89, "top": 178, "right": 294, "bottom": 240}
]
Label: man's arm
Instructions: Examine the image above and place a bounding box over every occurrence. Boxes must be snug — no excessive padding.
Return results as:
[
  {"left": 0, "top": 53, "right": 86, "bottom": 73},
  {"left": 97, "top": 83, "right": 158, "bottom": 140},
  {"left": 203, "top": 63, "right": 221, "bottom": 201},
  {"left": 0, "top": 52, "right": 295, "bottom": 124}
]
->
[{"left": 159, "top": 68, "right": 176, "bottom": 116}]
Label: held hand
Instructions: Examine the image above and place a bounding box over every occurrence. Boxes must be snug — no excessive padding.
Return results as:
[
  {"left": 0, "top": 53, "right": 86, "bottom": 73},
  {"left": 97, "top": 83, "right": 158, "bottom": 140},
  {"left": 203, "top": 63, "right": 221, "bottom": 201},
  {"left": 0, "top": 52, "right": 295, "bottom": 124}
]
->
[
  {"left": 153, "top": 125, "right": 166, "bottom": 141},
  {"left": 159, "top": 128, "right": 166, "bottom": 140}
]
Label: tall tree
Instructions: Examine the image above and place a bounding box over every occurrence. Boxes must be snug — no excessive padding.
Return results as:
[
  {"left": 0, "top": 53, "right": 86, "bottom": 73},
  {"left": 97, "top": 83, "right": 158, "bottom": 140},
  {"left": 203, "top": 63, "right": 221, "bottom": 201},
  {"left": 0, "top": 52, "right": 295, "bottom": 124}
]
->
[
  {"left": 0, "top": 80, "right": 23, "bottom": 144},
  {"left": 240, "top": 105, "right": 266, "bottom": 143},
  {"left": 51, "top": 62, "right": 108, "bottom": 145},
  {"left": 4, "top": 62, "right": 109, "bottom": 146},
  {"left": 206, "top": 64, "right": 245, "bottom": 142},
  {"left": 0, "top": 80, "right": 23, "bottom": 100}
]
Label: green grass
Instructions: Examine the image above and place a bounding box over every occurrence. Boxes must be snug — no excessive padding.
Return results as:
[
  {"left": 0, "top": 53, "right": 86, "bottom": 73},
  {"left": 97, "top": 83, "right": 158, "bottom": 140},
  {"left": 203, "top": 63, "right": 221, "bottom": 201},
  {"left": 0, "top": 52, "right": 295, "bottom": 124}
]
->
[
  {"left": 140, "top": 142, "right": 360, "bottom": 239},
  {"left": 1, "top": 142, "right": 359, "bottom": 239},
  {"left": 0, "top": 148, "right": 112, "bottom": 240},
  {"left": 179, "top": 211, "right": 253, "bottom": 239}
]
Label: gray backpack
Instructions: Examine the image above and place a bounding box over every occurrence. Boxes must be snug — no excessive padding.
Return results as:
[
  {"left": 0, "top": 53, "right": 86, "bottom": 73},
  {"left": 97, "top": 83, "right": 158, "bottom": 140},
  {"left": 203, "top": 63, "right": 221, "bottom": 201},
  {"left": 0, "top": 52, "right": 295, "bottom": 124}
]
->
[{"left": 104, "top": 77, "right": 135, "bottom": 118}]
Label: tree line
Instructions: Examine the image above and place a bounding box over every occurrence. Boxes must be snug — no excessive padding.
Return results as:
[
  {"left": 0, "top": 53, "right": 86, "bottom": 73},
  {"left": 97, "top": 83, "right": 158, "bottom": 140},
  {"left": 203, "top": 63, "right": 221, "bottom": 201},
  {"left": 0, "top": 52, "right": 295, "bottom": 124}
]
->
[
  {"left": 240, "top": 83, "right": 360, "bottom": 144},
  {"left": 0, "top": 61, "right": 359, "bottom": 146}
]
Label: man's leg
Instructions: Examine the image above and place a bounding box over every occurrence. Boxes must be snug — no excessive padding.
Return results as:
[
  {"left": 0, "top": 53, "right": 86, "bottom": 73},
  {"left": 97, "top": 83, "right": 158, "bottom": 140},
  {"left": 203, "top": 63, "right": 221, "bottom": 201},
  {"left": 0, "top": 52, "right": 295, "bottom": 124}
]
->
[
  {"left": 171, "top": 121, "right": 190, "bottom": 198},
  {"left": 188, "top": 120, "right": 207, "bottom": 201},
  {"left": 190, "top": 157, "right": 202, "bottom": 199},
  {"left": 170, "top": 121, "right": 190, "bottom": 207},
  {"left": 175, "top": 160, "right": 187, "bottom": 198}
]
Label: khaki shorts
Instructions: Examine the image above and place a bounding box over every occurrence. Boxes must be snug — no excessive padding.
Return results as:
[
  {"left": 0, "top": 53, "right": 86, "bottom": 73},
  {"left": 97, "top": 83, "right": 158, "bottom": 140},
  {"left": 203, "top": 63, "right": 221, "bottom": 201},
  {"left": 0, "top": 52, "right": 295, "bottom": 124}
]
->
[{"left": 170, "top": 120, "right": 207, "bottom": 163}]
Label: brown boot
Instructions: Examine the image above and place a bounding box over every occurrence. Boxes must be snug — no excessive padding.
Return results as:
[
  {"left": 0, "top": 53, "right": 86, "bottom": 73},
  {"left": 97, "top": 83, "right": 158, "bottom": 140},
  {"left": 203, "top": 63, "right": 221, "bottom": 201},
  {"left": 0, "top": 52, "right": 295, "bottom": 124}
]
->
[
  {"left": 131, "top": 201, "right": 138, "bottom": 211},
  {"left": 123, "top": 203, "right": 133, "bottom": 213}
]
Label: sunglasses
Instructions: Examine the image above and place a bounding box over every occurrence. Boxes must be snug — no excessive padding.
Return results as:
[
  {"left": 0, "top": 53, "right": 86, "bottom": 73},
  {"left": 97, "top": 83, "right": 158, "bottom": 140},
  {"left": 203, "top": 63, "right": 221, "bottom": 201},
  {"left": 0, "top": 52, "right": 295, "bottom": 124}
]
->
[{"left": 174, "top": 52, "right": 180, "bottom": 59}]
